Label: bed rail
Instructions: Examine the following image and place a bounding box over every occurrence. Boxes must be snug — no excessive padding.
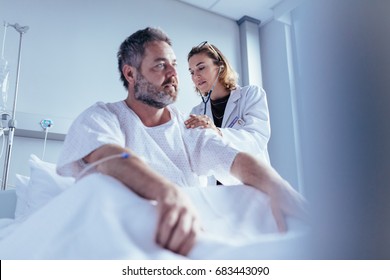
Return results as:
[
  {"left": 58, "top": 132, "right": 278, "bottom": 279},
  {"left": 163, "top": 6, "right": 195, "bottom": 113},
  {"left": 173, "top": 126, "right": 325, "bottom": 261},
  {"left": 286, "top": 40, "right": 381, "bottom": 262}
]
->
[{"left": 0, "top": 188, "right": 16, "bottom": 218}]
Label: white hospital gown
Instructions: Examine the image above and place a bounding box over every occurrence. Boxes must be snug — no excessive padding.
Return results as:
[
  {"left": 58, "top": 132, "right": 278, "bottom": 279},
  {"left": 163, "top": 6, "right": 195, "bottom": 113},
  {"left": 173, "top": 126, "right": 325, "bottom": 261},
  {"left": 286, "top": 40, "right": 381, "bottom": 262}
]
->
[{"left": 57, "top": 101, "right": 239, "bottom": 187}]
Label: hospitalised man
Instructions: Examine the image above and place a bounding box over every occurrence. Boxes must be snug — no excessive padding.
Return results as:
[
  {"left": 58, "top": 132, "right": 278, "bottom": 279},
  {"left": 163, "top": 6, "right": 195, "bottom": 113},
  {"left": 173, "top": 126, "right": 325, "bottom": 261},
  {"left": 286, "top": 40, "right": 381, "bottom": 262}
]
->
[{"left": 56, "top": 27, "right": 307, "bottom": 256}]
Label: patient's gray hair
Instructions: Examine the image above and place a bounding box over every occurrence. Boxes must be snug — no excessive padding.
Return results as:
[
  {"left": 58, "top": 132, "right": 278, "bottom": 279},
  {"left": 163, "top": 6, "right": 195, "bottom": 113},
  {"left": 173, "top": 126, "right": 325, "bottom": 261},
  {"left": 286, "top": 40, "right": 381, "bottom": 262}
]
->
[{"left": 117, "top": 27, "right": 172, "bottom": 89}]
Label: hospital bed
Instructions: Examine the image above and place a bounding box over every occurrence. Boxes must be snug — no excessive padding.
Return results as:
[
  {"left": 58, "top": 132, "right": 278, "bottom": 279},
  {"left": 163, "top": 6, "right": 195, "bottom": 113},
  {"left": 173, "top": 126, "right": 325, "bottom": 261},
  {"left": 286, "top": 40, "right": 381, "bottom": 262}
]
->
[
  {"left": 0, "top": 154, "right": 309, "bottom": 260},
  {"left": 0, "top": 189, "right": 16, "bottom": 219}
]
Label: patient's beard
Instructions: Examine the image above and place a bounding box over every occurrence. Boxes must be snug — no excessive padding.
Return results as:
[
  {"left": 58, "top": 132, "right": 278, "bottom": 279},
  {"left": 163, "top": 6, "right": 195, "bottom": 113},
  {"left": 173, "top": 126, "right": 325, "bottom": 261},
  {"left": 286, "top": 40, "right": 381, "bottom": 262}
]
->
[{"left": 134, "top": 73, "right": 177, "bottom": 109}]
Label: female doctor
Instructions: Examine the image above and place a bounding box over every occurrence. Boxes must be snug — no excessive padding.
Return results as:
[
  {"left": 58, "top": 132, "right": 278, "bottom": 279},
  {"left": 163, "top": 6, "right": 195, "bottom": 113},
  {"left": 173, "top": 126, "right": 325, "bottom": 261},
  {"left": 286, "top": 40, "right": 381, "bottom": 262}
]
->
[{"left": 185, "top": 41, "right": 271, "bottom": 167}]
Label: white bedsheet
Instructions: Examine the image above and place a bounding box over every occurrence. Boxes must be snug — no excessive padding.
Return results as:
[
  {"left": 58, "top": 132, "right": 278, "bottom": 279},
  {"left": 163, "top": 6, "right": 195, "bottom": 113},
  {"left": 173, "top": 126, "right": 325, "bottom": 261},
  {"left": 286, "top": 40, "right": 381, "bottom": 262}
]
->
[{"left": 0, "top": 174, "right": 309, "bottom": 259}]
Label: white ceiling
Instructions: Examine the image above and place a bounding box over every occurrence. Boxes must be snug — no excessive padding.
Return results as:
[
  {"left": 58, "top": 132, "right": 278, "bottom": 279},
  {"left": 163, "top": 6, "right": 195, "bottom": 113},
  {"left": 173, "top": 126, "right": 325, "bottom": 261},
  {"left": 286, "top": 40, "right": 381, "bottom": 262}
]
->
[{"left": 174, "top": 0, "right": 303, "bottom": 25}]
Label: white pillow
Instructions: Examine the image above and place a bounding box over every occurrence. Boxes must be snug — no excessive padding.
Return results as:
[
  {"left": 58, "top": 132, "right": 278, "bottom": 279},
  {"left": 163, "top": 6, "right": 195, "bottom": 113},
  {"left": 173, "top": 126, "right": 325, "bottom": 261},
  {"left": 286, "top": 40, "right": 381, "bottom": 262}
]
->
[
  {"left": 14, "top": 174, "right": 30, "bottom": 221},
  {"left": 24, "top": 154, "right": 75, "bottom": 218}
]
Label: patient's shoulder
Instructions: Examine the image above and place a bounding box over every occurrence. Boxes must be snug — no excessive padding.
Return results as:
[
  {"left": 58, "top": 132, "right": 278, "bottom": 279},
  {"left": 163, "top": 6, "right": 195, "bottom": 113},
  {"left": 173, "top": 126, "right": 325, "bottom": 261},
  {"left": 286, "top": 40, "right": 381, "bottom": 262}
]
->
[{"left": 82, "top": 101, "right": 128, "bottom": 119}]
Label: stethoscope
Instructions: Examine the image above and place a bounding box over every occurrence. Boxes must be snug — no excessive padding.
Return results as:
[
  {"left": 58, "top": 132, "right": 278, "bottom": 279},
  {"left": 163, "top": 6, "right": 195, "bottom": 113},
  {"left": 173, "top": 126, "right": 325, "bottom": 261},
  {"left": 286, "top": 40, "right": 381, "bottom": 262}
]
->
[{"left": 201, "top": 66, "right": 222, "bottom": 115}]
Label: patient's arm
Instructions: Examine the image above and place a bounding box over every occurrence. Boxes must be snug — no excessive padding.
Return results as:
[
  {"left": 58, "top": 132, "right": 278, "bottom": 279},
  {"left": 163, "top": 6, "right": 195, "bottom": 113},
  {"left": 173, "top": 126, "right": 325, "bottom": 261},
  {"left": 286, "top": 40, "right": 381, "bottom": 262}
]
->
[
  {"left": 230, "top": 152, "right": 307, "bottom": 232},
  {"left": 84, "top": 144, "right": 201, "bottom": 256}
]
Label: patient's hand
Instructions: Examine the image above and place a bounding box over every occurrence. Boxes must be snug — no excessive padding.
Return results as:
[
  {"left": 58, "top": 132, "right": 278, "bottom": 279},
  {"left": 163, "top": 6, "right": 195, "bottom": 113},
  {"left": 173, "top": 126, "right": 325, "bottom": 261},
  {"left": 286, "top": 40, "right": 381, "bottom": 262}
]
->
[
  {"left": 267, "top": 177, "right": 308, "bottom": 232},
  {"left": 231, "top": 152, "right": 308, "bottom": 232},
  {"left": 155, "top": 185, "right": 201, "bottom": 256}
]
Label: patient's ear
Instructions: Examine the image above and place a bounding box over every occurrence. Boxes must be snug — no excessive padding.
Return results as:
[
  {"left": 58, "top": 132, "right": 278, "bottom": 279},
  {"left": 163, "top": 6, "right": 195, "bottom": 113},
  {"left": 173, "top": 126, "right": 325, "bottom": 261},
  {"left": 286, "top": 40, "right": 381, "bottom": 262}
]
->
[{"left": 122, "top": 64, "right": 136, "bottom": 85}]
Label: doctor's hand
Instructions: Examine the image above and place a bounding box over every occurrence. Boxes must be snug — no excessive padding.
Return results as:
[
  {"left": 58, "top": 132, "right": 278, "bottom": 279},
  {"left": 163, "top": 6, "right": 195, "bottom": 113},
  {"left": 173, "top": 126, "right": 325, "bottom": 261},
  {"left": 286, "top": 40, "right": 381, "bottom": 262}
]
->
[
  {"left": 155, "top": 185, "right": 202, "bottom": 256},
  {"left": 185, "top": 114, "right": 222, "bottom": 136}
]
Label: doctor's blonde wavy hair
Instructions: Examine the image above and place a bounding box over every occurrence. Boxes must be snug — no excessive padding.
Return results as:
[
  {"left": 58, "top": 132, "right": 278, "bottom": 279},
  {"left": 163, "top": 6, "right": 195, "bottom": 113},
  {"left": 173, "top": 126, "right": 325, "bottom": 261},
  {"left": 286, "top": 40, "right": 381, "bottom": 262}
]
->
[{"left": 188, "top": 41, "right": 238, "bottom": 94}]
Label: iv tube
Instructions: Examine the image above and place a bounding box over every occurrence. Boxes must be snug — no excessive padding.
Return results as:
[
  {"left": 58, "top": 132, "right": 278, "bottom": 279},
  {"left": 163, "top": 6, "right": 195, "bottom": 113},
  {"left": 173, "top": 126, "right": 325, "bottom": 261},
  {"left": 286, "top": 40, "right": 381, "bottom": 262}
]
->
[{"left": 76, "top": 152, "right": 131, "bottom": 181}]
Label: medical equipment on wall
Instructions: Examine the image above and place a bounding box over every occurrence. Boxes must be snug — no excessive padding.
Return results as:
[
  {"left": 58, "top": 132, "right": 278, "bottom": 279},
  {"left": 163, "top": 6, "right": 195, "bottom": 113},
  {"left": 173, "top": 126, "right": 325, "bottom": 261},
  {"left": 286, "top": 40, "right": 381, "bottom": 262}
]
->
[
  {"left": 0, "top": 21, "right": 29, "bottom": 190},
  {"left": 40, "top": 119, "right": 53, "bottom": 160}
]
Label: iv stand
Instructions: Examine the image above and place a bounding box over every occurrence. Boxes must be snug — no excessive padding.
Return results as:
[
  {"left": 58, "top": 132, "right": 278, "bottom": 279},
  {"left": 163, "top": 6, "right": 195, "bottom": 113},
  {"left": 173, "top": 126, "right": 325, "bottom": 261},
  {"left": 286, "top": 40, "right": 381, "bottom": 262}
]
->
[{"left": 1, "top": 22, "right": 29, "bottom": 190}]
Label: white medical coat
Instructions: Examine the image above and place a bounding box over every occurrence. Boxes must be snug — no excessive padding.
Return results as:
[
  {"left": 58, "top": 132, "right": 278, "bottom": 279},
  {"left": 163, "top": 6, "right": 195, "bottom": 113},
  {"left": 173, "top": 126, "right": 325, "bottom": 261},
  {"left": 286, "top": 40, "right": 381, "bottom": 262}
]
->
[{"left": 190, "top": 85, "right": 271, "bottom": 163}]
